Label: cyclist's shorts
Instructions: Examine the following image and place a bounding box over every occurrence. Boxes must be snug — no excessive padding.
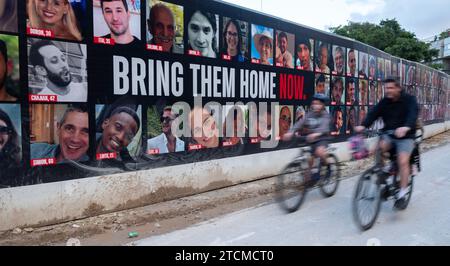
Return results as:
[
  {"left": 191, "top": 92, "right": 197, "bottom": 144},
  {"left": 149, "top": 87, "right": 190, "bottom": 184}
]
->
[
  {"left": 381, "top": 135, "right": 415, "bottom": 154},
  {"left": 311, "top": 139, "right": 329, "bottom": 154}
]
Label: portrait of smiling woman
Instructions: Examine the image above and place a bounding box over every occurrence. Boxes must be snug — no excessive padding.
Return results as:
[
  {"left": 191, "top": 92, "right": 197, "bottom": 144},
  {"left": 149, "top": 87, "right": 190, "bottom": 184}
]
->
[
  {"left": 251, "top": 24, "right": 273, "bottom": 66},
  {"left": 0, "top": 0, "right": 18, "bottom": 33},
  {"left": 221, "top": 18, "right": 247, "bottom": 62},
  {"left": 27, "top": 0, "right": 83, "bottom": 41}
]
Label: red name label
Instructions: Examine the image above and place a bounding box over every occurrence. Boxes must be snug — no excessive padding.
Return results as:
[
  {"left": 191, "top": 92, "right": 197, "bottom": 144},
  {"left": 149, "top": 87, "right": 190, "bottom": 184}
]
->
[
  {"left": 188, "top": 50, "right": 201, "bottom": 56},
  {"left": 250, "top": 138, "right": 260, "bottom": 144},
  {"left": 147, "top": 148, "right": 160, "bottom": 155},
  {"left": 331, "top": 101, "right": 337, "bottom": 105},
  {"left": 276, "top": 62, "right": 284, "bottom": 67},
  {"left": 31, "top": 158, "right": 56, "bottom": 167},
  {"left": 94, "top": 37, "right": 115, "bottom": 45},
  {"left": 251, "top": 58, "right": 260, "bottom": 64},
  {"left": 188, "top": 144, "right": 203, "bottom": 151},
  {"left": 297, "top": 66, "right": 302, "bottom": 70},
  {"left": 222, "top": 54, "right": 231, "bottom": 61},
  {"left": 96, "top": 152, "right": 117, "bottom": 160},
  {"left": 147, "top": 44, "right": 163, "bottom": 51},
  {"left": 346, "top": 101, "right": 352, "bottom": 105},
  {"left": 27, "top": 27, "right": 54, "bottom": 38},
  {"left": 332, "top": 71, "right": 338, "bottom": 75},
  {"left": 29, "top": 94, "right": 57, "bottom": 102},
  {"left": 331, "top": 132, "right": 339, "bottom": 136},
  {"left": 222, "top": 141, "right": 234, "bottom": 147}
]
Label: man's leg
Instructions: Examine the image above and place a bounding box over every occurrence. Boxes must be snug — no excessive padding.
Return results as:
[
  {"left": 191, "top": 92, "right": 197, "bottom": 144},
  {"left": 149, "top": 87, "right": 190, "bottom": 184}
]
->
[
  {"left": 305, "top": 156, "right": 314, "bottom": 182},
  {"left": 378, "top": 136, "right": 392, "bottom": 167},
  {"left": 397, "top": 152, "right": 411, "bottom": 190},
  {"left": 394, "top": 138, "right": 415, "bottom": 209},
  {"left": 314, "top": 145, "right": 328, "bottom": 165},
  {"left": 379, "top": 139, "right": 391, "bottom": 153}
]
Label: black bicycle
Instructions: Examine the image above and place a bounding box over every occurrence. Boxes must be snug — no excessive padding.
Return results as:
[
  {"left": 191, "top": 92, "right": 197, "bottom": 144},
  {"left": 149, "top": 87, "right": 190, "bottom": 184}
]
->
[
  {"left": 352, "top": 128, "right": 423, "bottom": 231},
  {"left": 276, "top": 137, "right": 341, "bottom": 213}
]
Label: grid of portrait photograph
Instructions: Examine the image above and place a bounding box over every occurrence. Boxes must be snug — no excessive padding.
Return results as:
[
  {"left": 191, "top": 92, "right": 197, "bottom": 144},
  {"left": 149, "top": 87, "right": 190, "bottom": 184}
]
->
[
  {"left": 0, "top": 0, "right": 448, "bottom": 183},
  {"left": 18, "top": 0, "right": 449, "bottom": 160}
]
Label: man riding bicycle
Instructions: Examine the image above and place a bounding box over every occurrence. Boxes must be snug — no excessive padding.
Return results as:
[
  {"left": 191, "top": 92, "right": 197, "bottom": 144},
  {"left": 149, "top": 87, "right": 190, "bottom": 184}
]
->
[
  {"left": 355, "top": 76, "right": 419, "bottom": 209},
  {"left": 283, "top": 93, "right": 331, "bottom": 186}
]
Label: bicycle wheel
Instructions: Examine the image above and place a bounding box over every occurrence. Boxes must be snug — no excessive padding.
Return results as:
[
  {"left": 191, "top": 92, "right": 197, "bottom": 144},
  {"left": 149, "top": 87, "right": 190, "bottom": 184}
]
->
[
  {"left": 352, "top": 168, "right": 382, "bottom": 231},
  {"left": 393, "top": 174, "right": 414, "bottom": 210},
  {"left": 319, "top": 154, "right": 340, "bottom": 197},
  {"left": 275, "top": 160, "right": 308, "bottom": 213}
]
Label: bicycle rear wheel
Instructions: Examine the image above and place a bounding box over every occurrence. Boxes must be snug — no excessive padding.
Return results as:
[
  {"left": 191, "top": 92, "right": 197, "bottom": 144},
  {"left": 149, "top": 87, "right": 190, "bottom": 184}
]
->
[
  {"left": 319, "top": 154, "right": 340, "bottom": 197},
  {"left": 276, "top": 160, "right": 307, "bottom": 213},
  {"left": 352, "top": 168, "right": 382, "bottom": 231}
]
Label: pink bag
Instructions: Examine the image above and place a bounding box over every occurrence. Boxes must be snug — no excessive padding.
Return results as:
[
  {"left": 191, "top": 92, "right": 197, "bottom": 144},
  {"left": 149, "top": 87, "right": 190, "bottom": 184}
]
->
[{"left": 349, "top": 135, "right": 369, "bottom": 160}]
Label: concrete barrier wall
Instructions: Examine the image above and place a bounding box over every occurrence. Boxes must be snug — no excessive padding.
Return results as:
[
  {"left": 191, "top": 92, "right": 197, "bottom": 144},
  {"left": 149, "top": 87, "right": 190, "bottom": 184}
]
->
[
  {"left": 445, "top": 120, "right": 450, "bottom": 130},
  {"left": 0, "top": 122, "right": 447, "bottom": 231}
]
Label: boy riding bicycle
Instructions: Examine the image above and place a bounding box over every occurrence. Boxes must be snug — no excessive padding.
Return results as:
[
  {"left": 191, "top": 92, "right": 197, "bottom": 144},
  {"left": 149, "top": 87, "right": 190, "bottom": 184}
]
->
[{"left": 282, "top": 93, "right": 331, "bottom": 186}]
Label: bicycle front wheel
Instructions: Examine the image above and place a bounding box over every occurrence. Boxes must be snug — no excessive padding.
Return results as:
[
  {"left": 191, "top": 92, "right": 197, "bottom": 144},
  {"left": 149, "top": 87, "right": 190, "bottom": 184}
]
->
[
  {"left": 352, "top": 169, "right": 382, "bottom": 231},
  {"left": 275, "top": 160, "right": 307, "bottom": 213}
]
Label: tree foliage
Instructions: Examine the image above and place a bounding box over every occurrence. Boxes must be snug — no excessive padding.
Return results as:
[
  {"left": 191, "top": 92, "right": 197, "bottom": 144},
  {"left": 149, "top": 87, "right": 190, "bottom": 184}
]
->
[
  {"left": 439, "top": 29, "right": 450, "bottom": 40},
  {"left": 330, "top": 19, "right": 439, "bottom": 62}
]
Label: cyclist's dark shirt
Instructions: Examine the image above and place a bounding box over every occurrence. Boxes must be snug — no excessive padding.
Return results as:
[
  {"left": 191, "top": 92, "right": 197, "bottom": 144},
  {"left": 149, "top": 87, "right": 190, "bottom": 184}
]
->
[{"left": 362, "top": 91, "right": 419, "bottom": 139}]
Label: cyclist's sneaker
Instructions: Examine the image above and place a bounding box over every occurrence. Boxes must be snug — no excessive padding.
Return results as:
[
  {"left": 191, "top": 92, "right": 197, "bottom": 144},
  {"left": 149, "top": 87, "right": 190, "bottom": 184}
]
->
[
  {"left": 394, "top": 197, "right": 407, "bottom": 210},
  {"left": 307, "top": 179, "right": 319, "bottom": 188},
  {"left": 312, "top": 171, "right": 321, "bottom": 181},
  {"left": 306, "top": 173, "right": 320, "bottom": 187}
]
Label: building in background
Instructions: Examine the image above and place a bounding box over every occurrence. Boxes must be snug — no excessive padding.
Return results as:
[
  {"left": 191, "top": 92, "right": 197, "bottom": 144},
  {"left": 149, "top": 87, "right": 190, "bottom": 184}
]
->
[{"left": 426, "top": 30, "right": 450, "bottom": 75}]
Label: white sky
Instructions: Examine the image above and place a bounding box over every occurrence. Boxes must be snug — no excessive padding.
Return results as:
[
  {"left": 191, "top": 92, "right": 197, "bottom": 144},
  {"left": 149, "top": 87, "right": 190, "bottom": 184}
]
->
[{"left": 222, "top": 0, "right": 450, "bottom": 40}]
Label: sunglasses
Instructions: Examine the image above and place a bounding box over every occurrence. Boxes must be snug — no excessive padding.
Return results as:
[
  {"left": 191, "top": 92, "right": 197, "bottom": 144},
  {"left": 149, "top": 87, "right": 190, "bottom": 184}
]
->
[
  {"left": 160, "top": 116, "right": 174, "bottom": 123},
  {"left": 0, "top": 126, "right": 12, "bottom": 135},
  {"left": 280, "top": 115, "right": 291, "bottom": 124},
  {"left": 226, "top": 31, "right": 238, "bottom": 38}
]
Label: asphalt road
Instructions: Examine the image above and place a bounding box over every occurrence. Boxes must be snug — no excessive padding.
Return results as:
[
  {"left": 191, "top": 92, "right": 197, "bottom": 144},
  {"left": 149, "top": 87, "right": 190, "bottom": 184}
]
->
[{"left": 130, "top": 142, "right": 450, "bottom": 246}]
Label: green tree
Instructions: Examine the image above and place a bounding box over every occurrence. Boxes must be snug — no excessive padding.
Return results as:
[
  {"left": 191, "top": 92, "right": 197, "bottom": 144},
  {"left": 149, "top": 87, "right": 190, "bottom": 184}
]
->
[
  {"left": 439, "top": 29, "right": 450, "bottom": 40},
  {"left": 147, "top": 106, "right": 162, "bottom": 138},
  {"left": 330, "top": 19, "right": 439, "bottom": 62},
  {"left": 0, "top": 35, "right": 19, "bottom": 78},
  {"left": 429, "top": 63, "right": 443, "bottom": 70}
]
